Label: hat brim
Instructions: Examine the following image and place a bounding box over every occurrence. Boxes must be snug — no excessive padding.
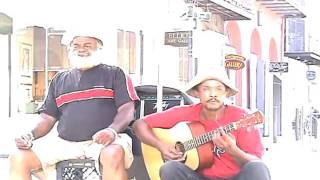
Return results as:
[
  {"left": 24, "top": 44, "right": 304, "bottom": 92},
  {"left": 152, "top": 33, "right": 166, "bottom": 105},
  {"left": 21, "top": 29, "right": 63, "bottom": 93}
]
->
[{"left": 185, "top": 75, "right": 238, "bottom": 98}]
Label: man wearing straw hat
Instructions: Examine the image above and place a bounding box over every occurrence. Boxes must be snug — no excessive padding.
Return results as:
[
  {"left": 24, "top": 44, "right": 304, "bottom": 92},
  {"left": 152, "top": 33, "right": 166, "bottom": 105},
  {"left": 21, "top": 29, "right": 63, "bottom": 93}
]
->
[{"left": 133, "top": 66, "right": 270, "bottom": 180}]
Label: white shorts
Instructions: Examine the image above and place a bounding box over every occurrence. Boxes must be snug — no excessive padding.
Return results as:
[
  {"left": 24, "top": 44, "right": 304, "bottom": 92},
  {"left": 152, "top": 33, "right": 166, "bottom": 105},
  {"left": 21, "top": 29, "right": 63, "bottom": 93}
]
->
[{"left": 31, "top": 133, "right": 133, "bottom": 174}]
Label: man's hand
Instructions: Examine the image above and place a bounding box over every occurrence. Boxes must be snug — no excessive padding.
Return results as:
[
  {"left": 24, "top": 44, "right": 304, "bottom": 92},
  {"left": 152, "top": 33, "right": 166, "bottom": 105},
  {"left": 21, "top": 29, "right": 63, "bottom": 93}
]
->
[
  {"left": 92, "top": 129, "right": 116, "bottom": 146},
  {"left": 159, "top": 143, "right": 184, "bottom": 162},
  {"left": 212, "top": 129, "right": 239, "bottom": 155},
  {"left": 15, "top": 133, "right": 34, "bottom": 150}
]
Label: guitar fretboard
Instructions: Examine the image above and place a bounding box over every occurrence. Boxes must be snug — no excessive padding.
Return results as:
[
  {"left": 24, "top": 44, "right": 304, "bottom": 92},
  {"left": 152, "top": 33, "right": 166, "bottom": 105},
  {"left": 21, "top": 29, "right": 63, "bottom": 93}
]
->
[{"left": 183, "top": 123, "right": 236, "bottom": 151}]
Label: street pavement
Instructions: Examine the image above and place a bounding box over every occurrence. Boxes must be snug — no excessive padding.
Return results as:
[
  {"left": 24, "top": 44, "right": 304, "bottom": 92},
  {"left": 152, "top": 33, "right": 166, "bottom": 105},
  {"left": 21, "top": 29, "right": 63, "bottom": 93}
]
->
[
  {"left": 1, "top": 113, "right": 320, "bottom": 180},
  {"left": 263, "top": 142, "right": 320, "bottom": 180}
]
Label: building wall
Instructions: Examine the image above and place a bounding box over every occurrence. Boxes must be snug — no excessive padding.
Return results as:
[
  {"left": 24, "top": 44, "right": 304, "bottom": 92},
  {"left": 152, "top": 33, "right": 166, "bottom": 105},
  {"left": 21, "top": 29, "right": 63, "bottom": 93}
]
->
[{"left": 137, "top": 1, "right": 284, "bottom": 147}]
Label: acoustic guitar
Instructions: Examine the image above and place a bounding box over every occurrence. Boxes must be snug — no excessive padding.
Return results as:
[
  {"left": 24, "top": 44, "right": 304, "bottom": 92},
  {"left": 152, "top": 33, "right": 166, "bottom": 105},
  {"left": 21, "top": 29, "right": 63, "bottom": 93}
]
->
[{"left": 141, "top": 111, "right": 264, "bottom": 180}]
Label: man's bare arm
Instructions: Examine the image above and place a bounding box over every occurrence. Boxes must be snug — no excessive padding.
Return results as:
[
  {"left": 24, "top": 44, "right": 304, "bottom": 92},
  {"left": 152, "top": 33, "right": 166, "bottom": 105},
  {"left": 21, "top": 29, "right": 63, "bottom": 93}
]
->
[
  {"left": 15, "top": 113, "right": 57, "bottom": 149},
  {"left": 31, "top": 113, "right": 57, "bottom": 139},
  {"left": 108, "top": 101, "right": 135, "bottom": 133},
  {"left": 92, "top": 101, "right": 135, "bottom": 146},
  {"left": 132, "top": 119, "right": 183, "bottom": 160}
]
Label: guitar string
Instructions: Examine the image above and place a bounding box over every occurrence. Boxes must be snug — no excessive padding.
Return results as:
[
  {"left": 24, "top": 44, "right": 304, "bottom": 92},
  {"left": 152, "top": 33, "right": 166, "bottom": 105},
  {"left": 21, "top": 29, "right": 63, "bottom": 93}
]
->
[
  {"left": 181, "top": 112, "right": 261, "bottom": 151},
  {"left": 183, "top": 123, "right": 236, "bottom": 151}
]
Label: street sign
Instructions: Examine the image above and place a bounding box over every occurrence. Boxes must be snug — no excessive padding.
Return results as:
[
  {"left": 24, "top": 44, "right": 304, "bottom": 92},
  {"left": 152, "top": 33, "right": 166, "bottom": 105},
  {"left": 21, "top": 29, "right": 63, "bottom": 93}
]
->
[
  {"left": 306, "top": 70, "right": 316, "bottom": 81},
  {"left": 164, "top": 31, "right": 192, "bottom": 47},
  {"left": 269, "top": 62, "right": 288, "bottom": 73}
]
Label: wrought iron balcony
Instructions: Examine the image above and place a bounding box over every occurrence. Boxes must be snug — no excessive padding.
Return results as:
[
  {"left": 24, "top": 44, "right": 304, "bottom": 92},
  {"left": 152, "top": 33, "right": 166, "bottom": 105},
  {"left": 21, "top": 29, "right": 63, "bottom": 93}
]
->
[
  {"left": 284, "top": 16, "right": 320, "bottom": 66},
  {"left": 186, "top": 0, "right": 254, "bottom": 20},
  {"left": 257, "top": 0, "right": 306, "bottom": 18},
  {"left": 285, "top": 35, "right": 320, "bottom": 66}
]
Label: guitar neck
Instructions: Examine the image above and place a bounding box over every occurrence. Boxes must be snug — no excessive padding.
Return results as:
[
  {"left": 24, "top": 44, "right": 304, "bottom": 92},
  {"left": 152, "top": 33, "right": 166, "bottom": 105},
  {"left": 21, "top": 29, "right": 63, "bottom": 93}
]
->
[{"left": 183, "top": 122, "right": 237, "bottom": 151}]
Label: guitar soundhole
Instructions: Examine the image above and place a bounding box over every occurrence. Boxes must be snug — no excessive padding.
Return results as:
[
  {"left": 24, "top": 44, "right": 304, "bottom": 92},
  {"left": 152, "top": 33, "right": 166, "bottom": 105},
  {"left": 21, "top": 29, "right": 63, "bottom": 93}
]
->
[{"left": 175, "top": 141, "right": 185, "bottom": 153}]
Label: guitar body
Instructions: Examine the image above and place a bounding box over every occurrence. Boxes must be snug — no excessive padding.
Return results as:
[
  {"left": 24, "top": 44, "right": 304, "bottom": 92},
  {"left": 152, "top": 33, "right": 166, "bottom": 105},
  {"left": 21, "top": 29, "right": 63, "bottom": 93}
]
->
[{"left": 141, "top": 122, "right": 214, "bottom": 180}]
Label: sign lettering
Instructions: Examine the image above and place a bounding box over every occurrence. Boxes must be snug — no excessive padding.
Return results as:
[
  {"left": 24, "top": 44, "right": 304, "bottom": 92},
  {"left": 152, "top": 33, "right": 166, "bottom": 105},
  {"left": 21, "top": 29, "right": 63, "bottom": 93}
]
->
[
  {"left": 269, "top": 62, "right": 288, "bottom": 73},
  {"left": 164, "top": 31, "right": 192, "bottom": 47},
  {"left": 224, "top": 54, "right": 246, "bottom": 70}
]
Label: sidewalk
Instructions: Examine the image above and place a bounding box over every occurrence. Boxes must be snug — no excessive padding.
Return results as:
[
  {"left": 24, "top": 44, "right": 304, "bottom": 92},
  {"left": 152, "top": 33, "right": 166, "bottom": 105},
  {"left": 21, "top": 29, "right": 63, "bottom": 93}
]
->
[{"left": 264, "top": 142, "right": 320, "bottom": 180}]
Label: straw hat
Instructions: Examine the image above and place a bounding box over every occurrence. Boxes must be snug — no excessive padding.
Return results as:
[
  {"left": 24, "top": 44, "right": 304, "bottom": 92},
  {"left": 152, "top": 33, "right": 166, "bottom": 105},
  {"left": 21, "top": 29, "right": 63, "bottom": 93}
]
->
[{"left": 185, "top": 66, "right": 238, "bottom": 98}]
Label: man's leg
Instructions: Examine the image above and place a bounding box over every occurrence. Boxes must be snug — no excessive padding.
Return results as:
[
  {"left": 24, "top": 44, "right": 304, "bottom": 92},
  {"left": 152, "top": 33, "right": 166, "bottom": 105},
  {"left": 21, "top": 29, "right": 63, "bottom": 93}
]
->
[
  {"left": 160, "top": 161, "right": 206, "bottom": 180},
  {"left": 100, "top": 144, "right": 127, "bottom": 180},
  {"left": 231, "top": 161, "right": 271, "bottom": 180},
  {"left": 9, "top": 149, "right": 45, "bottom": 180}
]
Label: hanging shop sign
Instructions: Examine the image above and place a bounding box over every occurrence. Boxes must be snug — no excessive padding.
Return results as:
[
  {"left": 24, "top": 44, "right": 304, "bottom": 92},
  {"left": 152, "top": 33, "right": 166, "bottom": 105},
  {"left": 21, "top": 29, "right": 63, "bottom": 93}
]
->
[
  {"left": 164, "top": 31, "right": 192, "bottom": 47},
  {"left": 224, "top": 54, "right": 246, "bottom": 70},
  {"left": 306, "top": 70, "right": 316, "bottom": 81},
  {"left": 269, "top": 62, "right": 288, "bottom": 73}
]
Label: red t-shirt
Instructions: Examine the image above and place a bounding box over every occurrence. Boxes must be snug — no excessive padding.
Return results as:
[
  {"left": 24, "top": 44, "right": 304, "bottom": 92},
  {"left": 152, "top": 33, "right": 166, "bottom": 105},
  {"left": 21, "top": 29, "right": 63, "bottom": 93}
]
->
[{"left": 143, "top": 103, "right": 264, "bottom": 178}]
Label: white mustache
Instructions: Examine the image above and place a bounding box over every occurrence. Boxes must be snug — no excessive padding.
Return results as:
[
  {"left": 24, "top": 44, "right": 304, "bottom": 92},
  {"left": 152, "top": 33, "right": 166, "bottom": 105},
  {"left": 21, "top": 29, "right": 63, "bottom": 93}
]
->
[{"left": 68, "top": 49, "right": 104, "bottom": 69}]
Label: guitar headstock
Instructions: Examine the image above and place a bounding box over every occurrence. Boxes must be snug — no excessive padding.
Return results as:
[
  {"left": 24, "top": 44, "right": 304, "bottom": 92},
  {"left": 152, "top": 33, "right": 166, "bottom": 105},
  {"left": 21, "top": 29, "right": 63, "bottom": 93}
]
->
[{"left": 235, "top": 111, "right": 265, "bottom": 129}]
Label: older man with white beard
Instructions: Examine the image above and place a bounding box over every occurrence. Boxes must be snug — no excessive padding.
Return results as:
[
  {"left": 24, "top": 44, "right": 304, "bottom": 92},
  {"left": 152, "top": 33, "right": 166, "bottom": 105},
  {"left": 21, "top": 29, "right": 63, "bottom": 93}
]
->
[{"left": 9, "top": 33, "right": 140, "bottom": 180}]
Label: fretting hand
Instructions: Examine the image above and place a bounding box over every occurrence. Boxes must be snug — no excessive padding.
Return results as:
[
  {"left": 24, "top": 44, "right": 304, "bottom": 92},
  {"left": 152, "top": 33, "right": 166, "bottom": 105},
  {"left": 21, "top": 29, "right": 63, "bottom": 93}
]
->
[{"left": 212, "top": 129, "right": 238, "bottom": 155}]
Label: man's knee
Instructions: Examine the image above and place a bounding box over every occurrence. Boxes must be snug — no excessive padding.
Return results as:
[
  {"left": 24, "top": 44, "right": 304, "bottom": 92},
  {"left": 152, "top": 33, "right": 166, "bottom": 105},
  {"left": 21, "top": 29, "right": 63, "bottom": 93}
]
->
[
  {"left": 160, "top": 161, "right": 183, "bottom": 177},
  {"left": 100, "top": 144, "right": 125, "bottom": 166},
  {"left": 243, "top": 161, "right": 269, "bottom": 171},
  {"left": 241, "top": 161, "right": 271, "bottom": 179},
  {"left": 10, "top": 150, "right": 33, "bottom": 164},
  {"left": 9, "top": 150, "right": 42, "bottom": 170}
]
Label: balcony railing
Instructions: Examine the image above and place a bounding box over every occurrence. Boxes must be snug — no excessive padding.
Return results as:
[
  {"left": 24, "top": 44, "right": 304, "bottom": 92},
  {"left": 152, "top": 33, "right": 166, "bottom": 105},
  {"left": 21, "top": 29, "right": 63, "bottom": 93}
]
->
[
  {"left": 185, "top": 0, "right": 254, "bottom": 20},
  {"left": 257, "top": 0, "right": 306, "bottom": 18}
]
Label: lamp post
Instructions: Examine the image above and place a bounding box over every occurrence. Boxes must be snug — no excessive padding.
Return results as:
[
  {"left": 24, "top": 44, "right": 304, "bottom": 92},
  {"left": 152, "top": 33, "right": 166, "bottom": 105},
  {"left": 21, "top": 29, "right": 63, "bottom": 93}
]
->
[
  {"left": 0, "top": 12, "right": 13, "bottom": 117},
  {"left": 44, "top": 27, "right": 65, "bottom": 96}
]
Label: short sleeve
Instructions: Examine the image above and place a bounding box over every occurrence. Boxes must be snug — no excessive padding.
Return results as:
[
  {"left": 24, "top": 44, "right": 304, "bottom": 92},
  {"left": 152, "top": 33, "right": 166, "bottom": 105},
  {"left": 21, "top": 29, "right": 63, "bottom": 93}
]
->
[
  {"left": 113, "top": 68, "right": 139, "bottom": 108},
  {"left": 37, "top": 75, "right": 60, "bottom": 118}
]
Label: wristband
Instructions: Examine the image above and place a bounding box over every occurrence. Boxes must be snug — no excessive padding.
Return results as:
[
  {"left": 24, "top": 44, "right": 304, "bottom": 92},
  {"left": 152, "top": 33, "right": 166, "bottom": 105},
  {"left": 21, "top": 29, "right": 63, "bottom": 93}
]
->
[
  {"left": 106, "top": 127, "right": 118, "bottom": 138},
  {"left": 28, "top": 132, "right": 35, "bottom": 141},
  {"left": 21, "top": 132, "right": 35, "bottom": 141},
  {"left": 21, "top": 132, "right": 35, "bottom": 149}
]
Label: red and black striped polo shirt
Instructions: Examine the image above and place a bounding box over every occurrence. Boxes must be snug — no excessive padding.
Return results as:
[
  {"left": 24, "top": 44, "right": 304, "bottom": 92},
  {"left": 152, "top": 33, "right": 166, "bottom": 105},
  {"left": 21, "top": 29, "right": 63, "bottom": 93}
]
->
[{"left": 38, "top": 64, "right": 139, "bottom": 141}]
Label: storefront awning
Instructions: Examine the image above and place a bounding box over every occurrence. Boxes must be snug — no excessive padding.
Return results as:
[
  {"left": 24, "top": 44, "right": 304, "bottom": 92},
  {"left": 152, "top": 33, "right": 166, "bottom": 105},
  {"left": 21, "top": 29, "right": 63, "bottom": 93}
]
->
[
  {"left": 257, "top": 0, "right": 306, "bottom": 18},
  {"left": 284, "top": 52, "right": 320, "bottom": 65}
]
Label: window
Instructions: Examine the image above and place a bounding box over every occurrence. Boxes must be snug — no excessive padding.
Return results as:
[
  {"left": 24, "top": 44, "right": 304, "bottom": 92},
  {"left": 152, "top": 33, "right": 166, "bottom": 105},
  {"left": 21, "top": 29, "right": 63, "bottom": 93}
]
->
[
  {"left": 21, "top": 45, "right": 31, "bottom": 73},
  {"left": 117, "top": 29, "right": 136, "bottom": 74}
]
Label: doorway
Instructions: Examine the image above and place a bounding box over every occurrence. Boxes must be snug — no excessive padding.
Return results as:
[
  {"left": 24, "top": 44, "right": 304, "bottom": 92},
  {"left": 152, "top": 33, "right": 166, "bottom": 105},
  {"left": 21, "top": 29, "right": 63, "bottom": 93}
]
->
[{"left": 273, "top": 75, "right": 282, "bottom": 143}]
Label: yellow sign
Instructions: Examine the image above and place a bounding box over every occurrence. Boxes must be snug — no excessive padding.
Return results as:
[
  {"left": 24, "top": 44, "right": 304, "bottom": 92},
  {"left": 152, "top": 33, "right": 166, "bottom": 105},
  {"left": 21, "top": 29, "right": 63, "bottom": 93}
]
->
[{"left": 224, "top": 54, "right": 246, "bottom": 70}]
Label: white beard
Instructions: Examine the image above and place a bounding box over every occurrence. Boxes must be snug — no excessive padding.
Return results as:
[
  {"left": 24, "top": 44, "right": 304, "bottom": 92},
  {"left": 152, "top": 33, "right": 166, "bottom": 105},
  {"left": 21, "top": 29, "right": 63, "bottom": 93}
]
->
[{"left": 68, "top": 49, "right": 104, "bottom": 70}]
